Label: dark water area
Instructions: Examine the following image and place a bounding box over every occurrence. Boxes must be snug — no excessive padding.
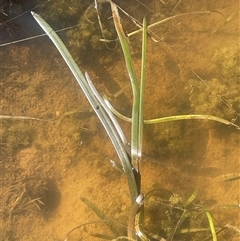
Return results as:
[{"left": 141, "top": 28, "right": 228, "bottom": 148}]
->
[{"left": 0, "top": 0, "right": 51, "bottom": 45}]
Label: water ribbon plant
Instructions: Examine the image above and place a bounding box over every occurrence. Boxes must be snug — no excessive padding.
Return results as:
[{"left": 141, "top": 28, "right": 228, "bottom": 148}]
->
[
  {"left": 31, "top": 3, "right": 238, "bottom": 239},
  {"left": 31, "top": 11, "right": 139, "bottom": 207}
]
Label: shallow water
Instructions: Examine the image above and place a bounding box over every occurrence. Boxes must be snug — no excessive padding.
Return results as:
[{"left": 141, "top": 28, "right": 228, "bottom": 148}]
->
[{"left": 0, "top": 0, "right": 239, "bottom": 240}]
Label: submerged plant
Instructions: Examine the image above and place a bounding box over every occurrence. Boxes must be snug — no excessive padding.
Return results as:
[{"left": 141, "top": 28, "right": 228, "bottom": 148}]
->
[
  {"left": 188, "top": 44, "right": 240, "bottom": 122},
  {"left": 4, "top": 2, "right": 234, "bottom": 240},
  {"left": 3, "top": 123, "right": 34, "bottom": 149}
]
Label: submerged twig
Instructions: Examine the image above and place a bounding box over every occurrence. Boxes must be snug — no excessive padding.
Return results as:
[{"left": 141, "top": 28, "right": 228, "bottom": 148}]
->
[
  {"left": 128, "top": 11, "right": 212, "bottom": 37},
  {"left": 0, "top": 110, "right": 92, "bottom": 123},
  {"left": 224, "top": 175, "right": 240, "bottom": 182},
  {"left": 0, "top": 114, "right": 55, "bottom": 122}
]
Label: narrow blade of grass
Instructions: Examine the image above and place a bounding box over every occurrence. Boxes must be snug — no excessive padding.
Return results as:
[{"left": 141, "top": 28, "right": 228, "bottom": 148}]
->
[
  {"left": 205, "top": 210, "right": 218, "bottom": 241},
  {"left": 138, "top": 17, "right": 147, "bottom": 159},
  {"left": 110, "top": 3, "right": 140, "bottom": 170},
  {"left": 31, "top": 11, "right": 138, "bottom": 204},
  {"left": 80, "top": 197, "right": 119, "bottom": 236},
  {"left": 100, "top": 102, "right": 240, "bottom": 130},
  {"left": 167, "top": 190, "right": 198, "bottom": 241},
  {"left": 128, "top": 11, "right": 212, "bottom": 37}
]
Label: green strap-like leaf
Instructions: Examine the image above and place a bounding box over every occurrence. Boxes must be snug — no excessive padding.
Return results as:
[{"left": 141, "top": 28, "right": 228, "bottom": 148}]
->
[
  {"left": 138, "top": 17, "right": 147, "bottom": 159},
  {"left": 80, "top": 197, "right": 119, "bottom": 236},
  {"left": 102, "top": 101, "right": 240, "bottom": 129},
  {"left": 128, "top": 11, "right": 212, "bottom": 38},
  {"left": 205, "top": 210, "right": 218, "bottom": 241},
  {"left": 31, "top": 11, "right": 138, "bottom": 204},
  {"left": 110, "top": 3, "right": 140, "bottom": 169}
]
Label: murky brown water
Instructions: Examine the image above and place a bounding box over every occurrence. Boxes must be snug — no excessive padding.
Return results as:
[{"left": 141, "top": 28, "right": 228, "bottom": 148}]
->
[{"left": 0, "top": 0, "right": 239, "bottom": 240}]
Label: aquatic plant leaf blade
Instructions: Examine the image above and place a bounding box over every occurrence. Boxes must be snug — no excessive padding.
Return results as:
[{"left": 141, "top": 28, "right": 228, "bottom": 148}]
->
[
  {"left": 80, "top": 197, "right": 119, "bottom": 236},
  {"left": 110, "top": 3, "right": 140, "bottom": 169},
  {"left": 205, "top": 210, "right": 218, "bottom": 241},
  {"left": 138, "top": 17, "right": 147, "bottom": 159},
  {"left": 102, "top": 102, "right": 239, "bottom": 129},
  {"left": 31, "top": 11, "right": 139, "bottom": 204}
]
